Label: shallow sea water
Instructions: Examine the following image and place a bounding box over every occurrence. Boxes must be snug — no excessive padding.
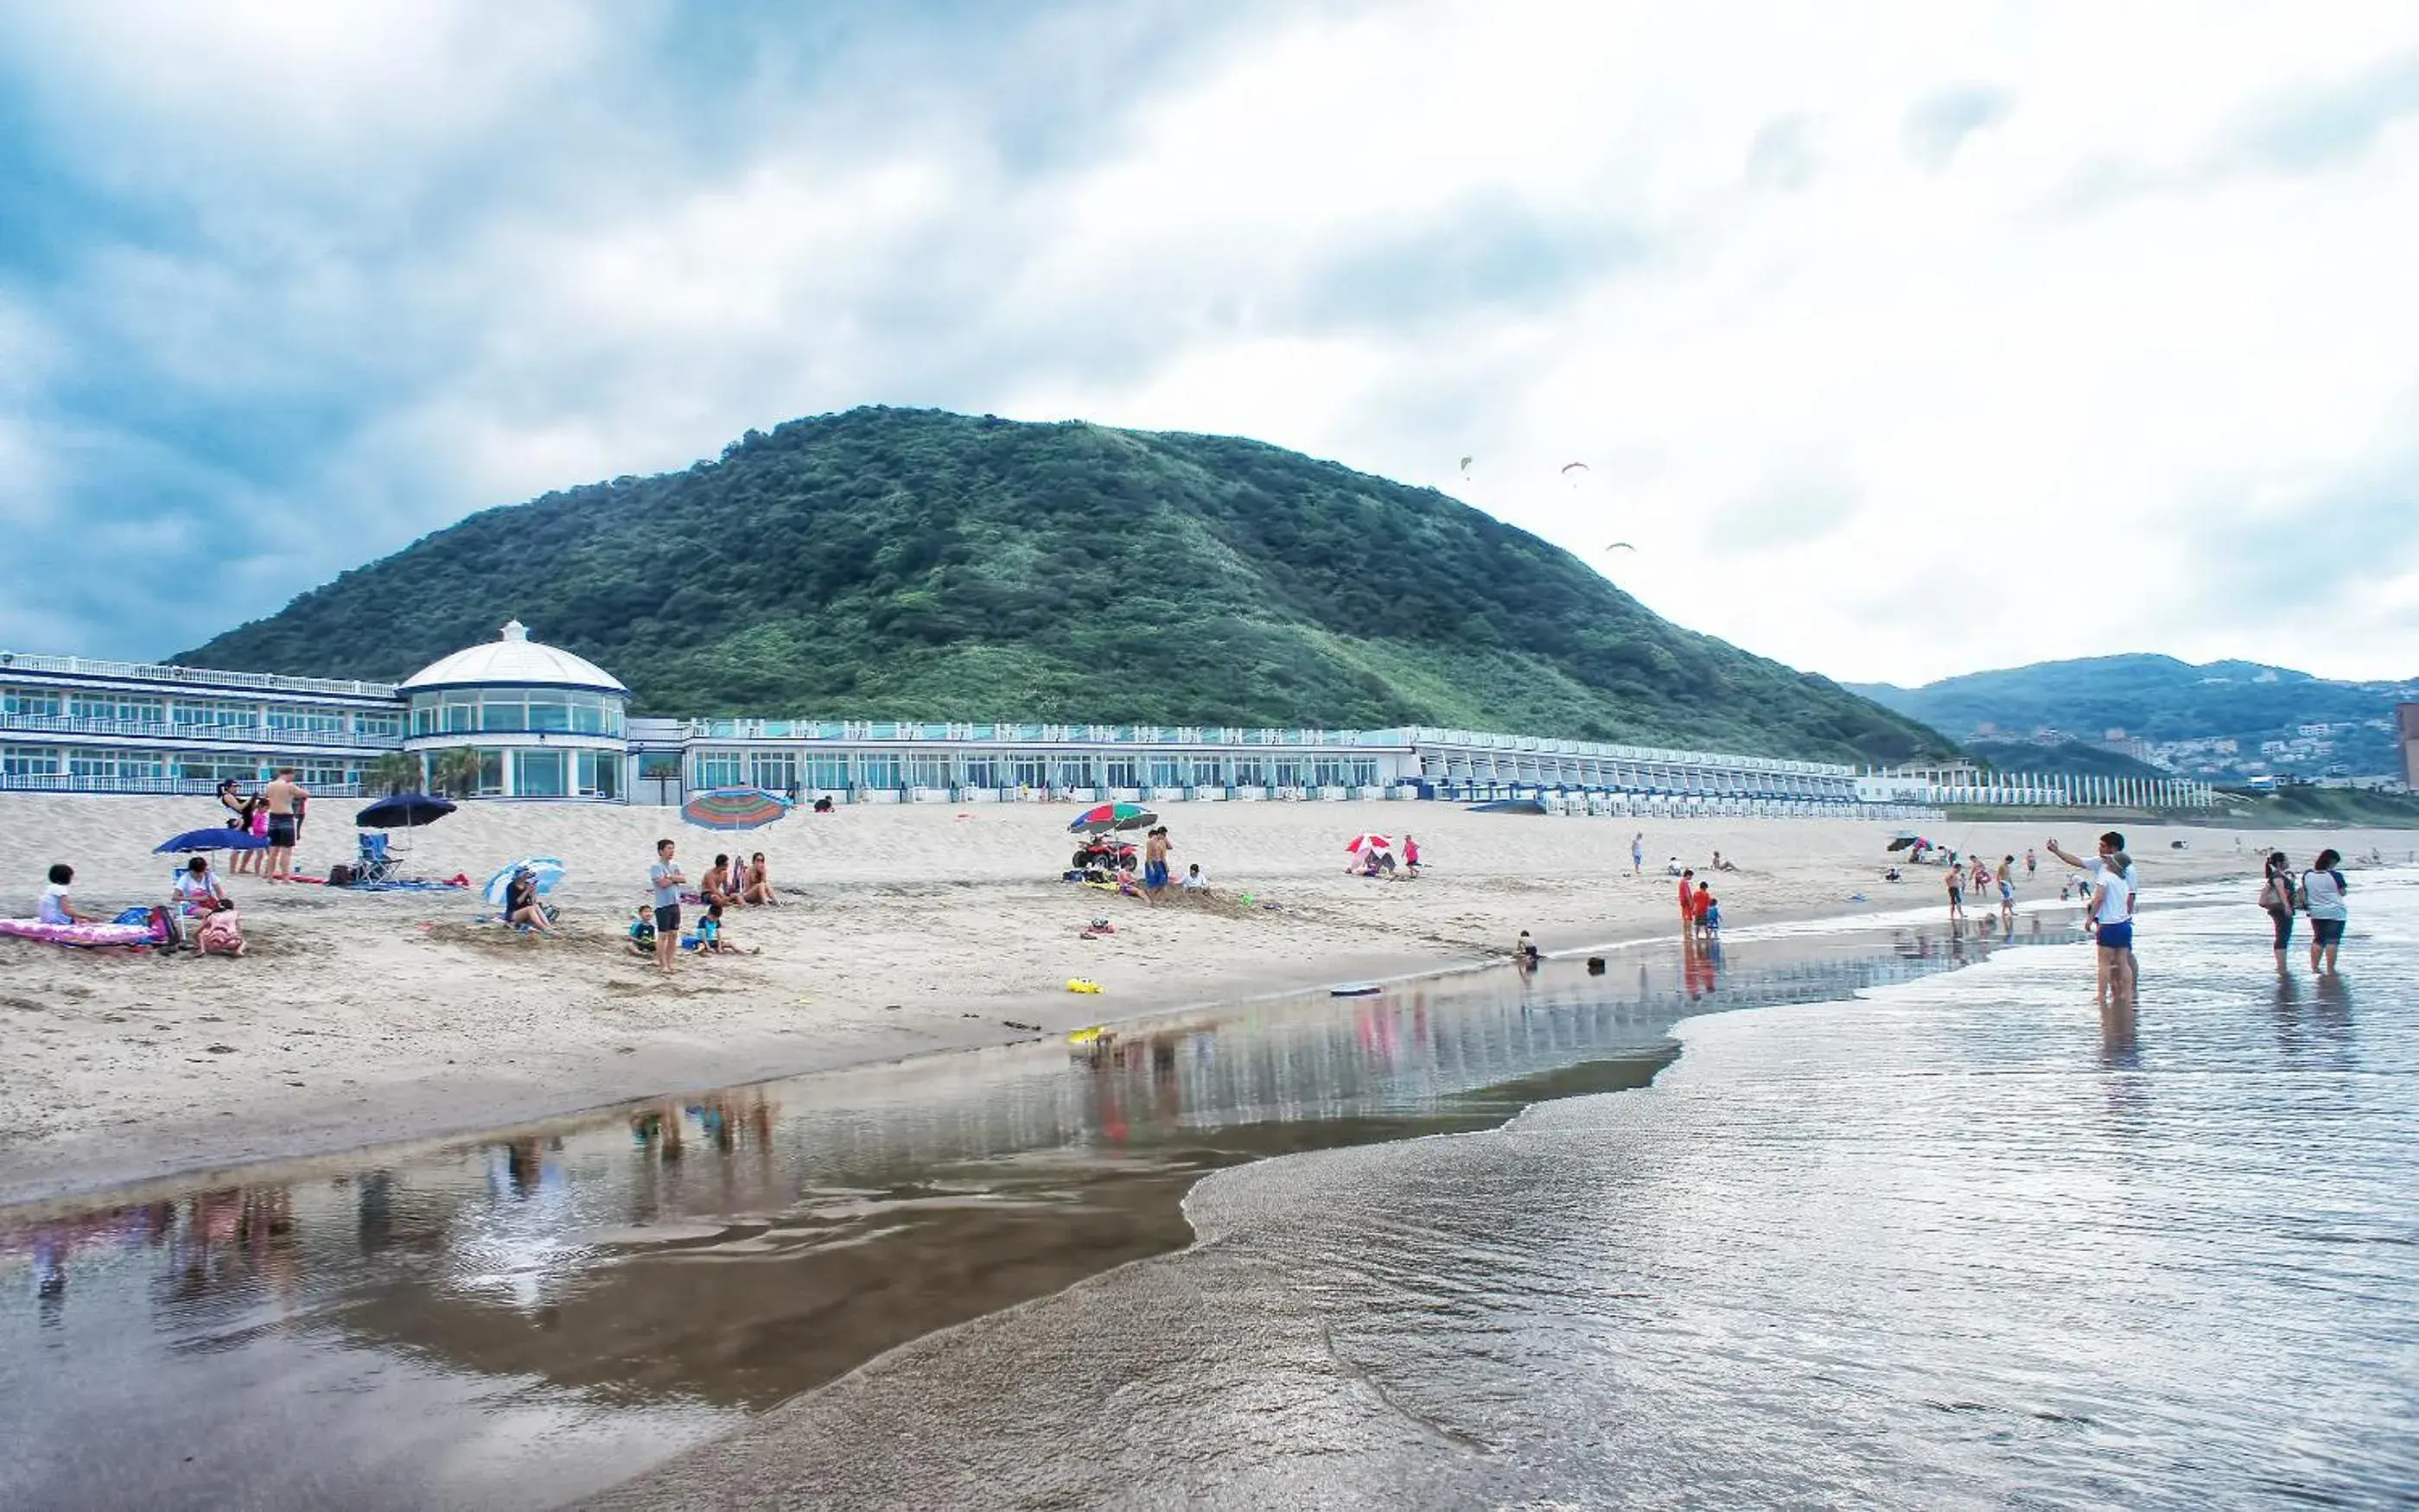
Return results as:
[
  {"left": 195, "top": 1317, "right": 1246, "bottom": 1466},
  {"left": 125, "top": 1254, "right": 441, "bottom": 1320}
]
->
[
  {"left": 594, "top": 877, "right": 2419, "bottom": 1510},
  {"left": 0, "top": 908, "right": 2032, "bottom": 1510},
  {"left": 9, "top": 884, "right": 2416, "bottom": 1509}
]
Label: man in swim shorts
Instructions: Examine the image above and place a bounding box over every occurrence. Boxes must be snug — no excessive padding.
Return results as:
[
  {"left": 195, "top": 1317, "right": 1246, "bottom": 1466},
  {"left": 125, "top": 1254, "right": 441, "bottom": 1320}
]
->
[
  {"left": 1142, "top": 826, "right": 1172, "bottom": 900},
  {"left": 648, "top": 838, "right": 686, "bottom": 975},
  {"left": 261, "top": 767, "right": 305, "bottom": 883},
  {"left": 2048, "top": 832, "right": 2137, "bottom": 1006}
]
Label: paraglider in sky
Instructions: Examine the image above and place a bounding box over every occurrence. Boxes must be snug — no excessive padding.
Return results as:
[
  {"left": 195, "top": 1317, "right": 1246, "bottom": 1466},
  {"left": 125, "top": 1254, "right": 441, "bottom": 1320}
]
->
[
  {"left": 1604, "top": 541, "right": 1636, "bottom": 552},
  {"left": 1459, "top": 455, "right": 1473, "bottom": 473},
  {"left": 1560, "top": 461, "right": 1590, "bottom": 475}
]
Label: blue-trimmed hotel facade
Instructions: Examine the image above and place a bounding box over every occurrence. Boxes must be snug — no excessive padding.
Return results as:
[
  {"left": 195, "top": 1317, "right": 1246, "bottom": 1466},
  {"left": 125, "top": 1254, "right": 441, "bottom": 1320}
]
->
[{"left": 0, "top": 623, "right": 2210, "bottom": 815}]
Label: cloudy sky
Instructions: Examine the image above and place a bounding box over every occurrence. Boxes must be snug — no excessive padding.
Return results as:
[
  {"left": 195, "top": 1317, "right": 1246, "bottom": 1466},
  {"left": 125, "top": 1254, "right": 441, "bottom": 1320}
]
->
[{"left": 3, "top": 1, "right": 2416, "bottom": 685}]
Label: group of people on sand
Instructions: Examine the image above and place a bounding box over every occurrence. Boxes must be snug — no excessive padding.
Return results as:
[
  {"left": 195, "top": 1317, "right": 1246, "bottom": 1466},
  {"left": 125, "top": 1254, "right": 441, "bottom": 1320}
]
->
[
  {"left": 1945, "top": 851, "right": 2027, "bottom": 925},
  {"left": 34, "top": 854, "right": 247, "bottom": 956},
  {"left": 1347, "top": 833, "right": 1419, "bottom": 880},
  {"left": 635, "top": 839, "right": 777, "bottom": 974},
  {"left": 215, "top": 772, "right": 309, "bottom": 883}
]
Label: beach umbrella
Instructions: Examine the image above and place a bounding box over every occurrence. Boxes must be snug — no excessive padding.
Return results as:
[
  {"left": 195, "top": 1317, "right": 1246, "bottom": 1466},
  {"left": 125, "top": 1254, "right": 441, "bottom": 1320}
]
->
[
  {"left": 681, "top": 788, "right": 792, "bottom": 831},
  {"left": 1067, "top": 803, "right": 1156, "bottom": 835},
  {"left": 155, "top": 828, "right": 267, "bottom": 854},
  {"left": 1885, "top": 834, "right": 1929, "bottom": 853},
  {"left": 1343, "top": 832, "right": 1393, "bottom": 854},
  {"left": 356, "top": 792, "right": 457, "bottom": 829},
  {"left": 482, "top": 856, "right": 567, "bottom": 908}
]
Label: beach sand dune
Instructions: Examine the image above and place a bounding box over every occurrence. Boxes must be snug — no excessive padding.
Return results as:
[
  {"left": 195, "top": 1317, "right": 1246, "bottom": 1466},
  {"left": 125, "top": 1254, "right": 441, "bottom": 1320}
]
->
[{"left": 0, "top": 792, "right": 2392, "bottom": 1203}]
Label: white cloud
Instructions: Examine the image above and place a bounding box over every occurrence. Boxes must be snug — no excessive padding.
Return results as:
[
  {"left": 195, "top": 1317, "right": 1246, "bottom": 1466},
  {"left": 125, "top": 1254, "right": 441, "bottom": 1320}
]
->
[{"left": 3, "top": 0, "right": 2417, "bottom": 685}]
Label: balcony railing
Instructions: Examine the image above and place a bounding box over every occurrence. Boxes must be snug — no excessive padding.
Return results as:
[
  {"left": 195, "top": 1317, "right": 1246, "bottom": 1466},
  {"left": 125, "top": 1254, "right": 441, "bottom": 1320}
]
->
[
  {"left": 0, "top": 651, "right": 397, "bottom": 700},
  {"left": 0, "top": 774, "right": 366, "bottom": 797},
  {"left": 0, "top": 713, "right": 404, "bottom": 749}
]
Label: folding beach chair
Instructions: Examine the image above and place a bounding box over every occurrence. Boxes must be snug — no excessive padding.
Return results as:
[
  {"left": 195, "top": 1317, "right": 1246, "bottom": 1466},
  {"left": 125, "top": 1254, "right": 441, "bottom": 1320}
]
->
[{"left": 353, "top": 831, "right": 399, "bottom": 885}]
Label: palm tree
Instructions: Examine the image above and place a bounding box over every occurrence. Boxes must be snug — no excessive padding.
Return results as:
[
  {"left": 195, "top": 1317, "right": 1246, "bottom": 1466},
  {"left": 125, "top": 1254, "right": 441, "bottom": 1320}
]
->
[
  {"left": 432, "top": 747, "right": 482, "bottom": 798},
  {"left": 366, "top": 753, "right": 420, "bottom": 796}
]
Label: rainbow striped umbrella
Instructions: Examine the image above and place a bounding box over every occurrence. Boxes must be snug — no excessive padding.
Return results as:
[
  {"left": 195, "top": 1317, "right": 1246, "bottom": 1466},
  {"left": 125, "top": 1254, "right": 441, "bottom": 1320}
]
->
[
  {"left": 682, "top": 787, "right": 793, "bottom": 831},
  {"left": 1067, "top": 802, "right": 1156, "bottom": 835}
]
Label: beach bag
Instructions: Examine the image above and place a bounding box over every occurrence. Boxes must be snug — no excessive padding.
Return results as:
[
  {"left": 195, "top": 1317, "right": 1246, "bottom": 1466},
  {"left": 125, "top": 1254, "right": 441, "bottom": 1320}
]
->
[
  {"left": 2258, "top": 874, "right": 2289, "bottom": 911},
  {"left": 328, "top": 863, "right": 354, "bottom": 888}
]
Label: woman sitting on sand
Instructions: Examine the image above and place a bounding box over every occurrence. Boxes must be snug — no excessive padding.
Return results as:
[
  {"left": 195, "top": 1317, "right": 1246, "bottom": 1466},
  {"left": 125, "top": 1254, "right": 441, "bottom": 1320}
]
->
[
  {"left": 742, "top": 852, "right": 777, "bottom": 906},
  {"left": 503, "top": 868, "right": 556, "bottom": 934}
]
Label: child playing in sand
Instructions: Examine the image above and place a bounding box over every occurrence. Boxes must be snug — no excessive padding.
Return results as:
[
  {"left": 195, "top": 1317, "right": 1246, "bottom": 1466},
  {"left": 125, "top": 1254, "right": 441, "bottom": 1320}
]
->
[
  {"left": 626, "top": 906, "right": 657, "bottom": 957},
  {"left": 38, "top": 864, "right": 95, "bottom": 925},
  {"left": 1695, "top": 881, "right": 1722, "bottom": 935},
  {"left": 1181, "top": 863, "right": 1208, "bottom": 890},
  {"left": 1514, "top": 930, "right": 1541, "bottom": 966}
]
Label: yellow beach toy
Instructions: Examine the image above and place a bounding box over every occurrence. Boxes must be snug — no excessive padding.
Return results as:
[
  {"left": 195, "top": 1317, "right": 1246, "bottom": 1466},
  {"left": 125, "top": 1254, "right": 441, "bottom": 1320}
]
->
[
  {"left": 1066, "top": 978, "right": 1103, "bottom": 994},
  {"left": 1066, "top": 1025, "right": 1105, "bottom": 1044}
]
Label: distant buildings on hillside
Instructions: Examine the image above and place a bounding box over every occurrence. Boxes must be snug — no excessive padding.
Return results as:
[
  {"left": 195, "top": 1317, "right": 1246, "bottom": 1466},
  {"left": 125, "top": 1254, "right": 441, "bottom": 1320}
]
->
[{"left": 1964, "top": 715, "right": 2404, "bottom": 791}]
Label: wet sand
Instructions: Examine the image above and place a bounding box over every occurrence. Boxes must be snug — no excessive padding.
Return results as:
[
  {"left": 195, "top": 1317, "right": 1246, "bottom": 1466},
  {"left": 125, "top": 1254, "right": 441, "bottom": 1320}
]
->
[
  {"left": 4, "top": 791, "right": 2382, "bottom": 1206},
  {"left": 0, "top": 918, "right": 2000, "bottom": 1510}
]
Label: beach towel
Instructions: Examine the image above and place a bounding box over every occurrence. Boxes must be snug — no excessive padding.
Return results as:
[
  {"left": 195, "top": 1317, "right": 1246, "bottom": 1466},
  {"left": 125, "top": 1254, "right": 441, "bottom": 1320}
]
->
[{"left": 0, "top": 917, "right": 162, "bottom": 949}]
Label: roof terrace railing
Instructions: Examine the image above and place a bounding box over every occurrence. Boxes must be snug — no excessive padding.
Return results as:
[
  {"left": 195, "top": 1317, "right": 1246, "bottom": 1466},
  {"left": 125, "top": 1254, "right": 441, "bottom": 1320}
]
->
[{"left": 0, "top": 651, "right": 398, "bottom": 701}]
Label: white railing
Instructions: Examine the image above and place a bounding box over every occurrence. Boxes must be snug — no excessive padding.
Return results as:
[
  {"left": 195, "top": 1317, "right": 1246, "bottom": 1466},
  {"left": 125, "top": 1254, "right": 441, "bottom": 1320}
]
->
[
  {"left": 0, "top": 712, "right": 404, "bottom": 749},
  {"left": 0, "top": 651, "right": 397, "bottom": 700},
  {"left": 0, "top": 774, "right": 367, "bottom": 797}
]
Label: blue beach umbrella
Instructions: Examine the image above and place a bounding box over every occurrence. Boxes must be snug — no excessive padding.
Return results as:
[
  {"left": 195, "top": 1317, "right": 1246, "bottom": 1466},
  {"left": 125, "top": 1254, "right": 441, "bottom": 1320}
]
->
[
  {"left": 482, "top": 856, "right": 567, "bottom": 907},
  {"left": 156, "top": 828, "right": 268, "bottom": 854}
]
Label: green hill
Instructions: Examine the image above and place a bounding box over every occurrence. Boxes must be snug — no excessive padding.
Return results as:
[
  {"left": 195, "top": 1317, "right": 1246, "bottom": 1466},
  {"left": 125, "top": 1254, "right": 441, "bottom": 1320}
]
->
[
  {"left": 1849, "top": 655, "right": 2416, "bottom": 778},
  {"left": 182, "top": 407, "right": 1949, "bottom": 764}
]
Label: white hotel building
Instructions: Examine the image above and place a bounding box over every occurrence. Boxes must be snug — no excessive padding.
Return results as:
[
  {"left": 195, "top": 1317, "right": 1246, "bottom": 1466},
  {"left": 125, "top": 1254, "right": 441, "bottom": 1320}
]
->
[{"left": 2, "top": 621, "right": 2202, "bottom": 815}]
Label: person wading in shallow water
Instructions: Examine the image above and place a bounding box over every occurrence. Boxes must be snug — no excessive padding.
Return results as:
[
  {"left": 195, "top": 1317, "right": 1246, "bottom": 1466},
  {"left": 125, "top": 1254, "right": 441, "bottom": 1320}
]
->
[{"left": 2048, "top": 832, "right": 2136, "bottom": 1008}]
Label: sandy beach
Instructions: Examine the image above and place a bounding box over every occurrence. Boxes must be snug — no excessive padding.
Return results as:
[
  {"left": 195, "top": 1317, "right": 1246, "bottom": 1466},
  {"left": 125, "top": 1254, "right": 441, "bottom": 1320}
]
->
[{"left": 0, "top": 791, "right": 2403, "bottom": 1204}]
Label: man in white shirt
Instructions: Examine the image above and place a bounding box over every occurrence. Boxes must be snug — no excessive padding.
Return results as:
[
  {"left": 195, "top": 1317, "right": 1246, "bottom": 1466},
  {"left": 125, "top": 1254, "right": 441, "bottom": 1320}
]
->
[{"left": 2047, "top": 831, "right": 2136, "bottom": 1007}]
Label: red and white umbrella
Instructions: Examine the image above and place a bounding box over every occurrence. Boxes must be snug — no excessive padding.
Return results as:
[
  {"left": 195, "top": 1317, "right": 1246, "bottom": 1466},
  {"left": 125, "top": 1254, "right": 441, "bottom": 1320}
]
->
[{"left": 1344, "top": 833, "right": 1394, "bottom": 854}]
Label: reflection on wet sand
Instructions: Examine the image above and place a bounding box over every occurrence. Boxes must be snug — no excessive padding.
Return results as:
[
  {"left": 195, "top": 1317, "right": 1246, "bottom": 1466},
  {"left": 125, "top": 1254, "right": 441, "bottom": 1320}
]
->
[{"left": 0, "top": 916, "right": 2081, "bottom": 1511}]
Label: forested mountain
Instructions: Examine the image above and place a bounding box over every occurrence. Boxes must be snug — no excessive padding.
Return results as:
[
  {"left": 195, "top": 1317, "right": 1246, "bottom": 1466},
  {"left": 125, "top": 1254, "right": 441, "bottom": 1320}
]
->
[
  {"left": 185, "top": 408, "right": 1949, "bottom": 763},
  {"left": 1851, "top": 655, "right": 2416, "bottom": 777}
]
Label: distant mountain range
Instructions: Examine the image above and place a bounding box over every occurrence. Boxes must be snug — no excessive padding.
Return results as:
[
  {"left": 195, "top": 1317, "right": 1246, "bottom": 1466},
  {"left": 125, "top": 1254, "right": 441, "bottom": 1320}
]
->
[
  {"left": 1849, "top": 655, "right": 2417, "bottom": 780},
  {"left": 181, "top": 407, "right": 1949, "bottom": 765}
]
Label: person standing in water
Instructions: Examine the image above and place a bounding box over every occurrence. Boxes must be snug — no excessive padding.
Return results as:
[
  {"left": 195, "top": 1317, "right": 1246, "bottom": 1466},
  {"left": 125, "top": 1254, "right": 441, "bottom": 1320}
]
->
[
  {"left": 1996, "top": 854, "right": 2017, "bottom": 924},
  {"left": 2301, "top": 848, "right": 2349, "bottom": 974},
  {"left": 2258, "top": 850, "right": 2297, "bottom": 970},
  {"left": 1945, "top": 862, "right": 1965, "bottom": 921},
  {"left": 1677, "top": 867, "right": 1696, "bottom": 928}
]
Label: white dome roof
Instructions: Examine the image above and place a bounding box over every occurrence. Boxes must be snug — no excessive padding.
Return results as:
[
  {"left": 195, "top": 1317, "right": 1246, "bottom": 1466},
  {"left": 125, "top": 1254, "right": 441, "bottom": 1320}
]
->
[{"left": 400, "top": 620, "right": 629, "bottom": 695}]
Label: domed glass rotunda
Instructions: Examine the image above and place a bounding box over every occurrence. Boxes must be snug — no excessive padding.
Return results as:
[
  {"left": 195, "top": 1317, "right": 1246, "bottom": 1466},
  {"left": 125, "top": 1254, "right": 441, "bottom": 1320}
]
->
[{"left": 399, "top": 620, "right": 630, "bottom": 798}]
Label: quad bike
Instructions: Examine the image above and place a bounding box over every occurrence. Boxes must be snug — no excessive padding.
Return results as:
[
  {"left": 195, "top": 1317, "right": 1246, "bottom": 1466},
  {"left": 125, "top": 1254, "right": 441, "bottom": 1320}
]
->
[{"left": 1072, "top": 836, "right": 1139, "bottom": 873}]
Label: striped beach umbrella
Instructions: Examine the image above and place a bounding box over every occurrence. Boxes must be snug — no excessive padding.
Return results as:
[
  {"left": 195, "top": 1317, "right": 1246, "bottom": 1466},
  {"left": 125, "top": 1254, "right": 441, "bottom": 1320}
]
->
[
  {"left": 682, "top": 788, "right": 793, "bottom": 831},
  {"left": 1067, "top": 802, "right": 1156, "bottom": 835},
  {"left": 1344, "top": 833, "right": 1393, "bottom": 854},
  {"left": 482, "top": 856, "right": 567, "bottom": 907}
]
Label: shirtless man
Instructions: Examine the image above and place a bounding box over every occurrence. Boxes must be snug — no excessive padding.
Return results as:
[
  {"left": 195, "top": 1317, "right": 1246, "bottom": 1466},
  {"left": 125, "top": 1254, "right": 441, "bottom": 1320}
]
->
[
  {"left": 261, "top": 767, "right": 306, "bottom": 883},
  {"left": 1143, "top": 826, "right": 1173, "bottom": 902}
]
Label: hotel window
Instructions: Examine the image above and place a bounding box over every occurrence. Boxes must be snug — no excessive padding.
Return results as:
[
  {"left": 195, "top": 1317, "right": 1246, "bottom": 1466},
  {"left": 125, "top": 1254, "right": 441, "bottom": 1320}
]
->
[
  {"left": 480, "top": 699, "right": 525, "bottom": 733},
  {"left": 751, "top": 752, "right": 798, "bottom": 791},
  {"left": 442, "top": 699, "right": 477, "bottom": 734},
  {"left": 515, "top": 749, "right": 568, "bottom": 798},
  {"left": 267, "top": 707, "right": 346, "bottom": 734},
  {"left": 1149, "top": 760, "right": 1181, "bottom": 788},
  {"left": 1011, "top": 755, "right": 1047, "bottom": 790},
  {"left": 961, "top": 755, "right": 1000, "bottom": 789},
  {"left": 3, "top": 746, "right": 61, "bottom": 777},
  {"left": 524, "top": 697, "right": 572, "bottom": 733},
  {"left": 907, "top": 754, "right": 949, "bottom": 790},
  {"left": 1191, "top": 759, "right": 1223, "bottom": 787},
  {"left": 175, "top": 702, "right": 256, "bottom": 730},
  {"left": 576, "top": 750, "right": 621, "bottom": 798},
  {"left": 1353, "top": 760, "right": 1378, "bottom": 787},
  {"left": 178, "top": 755, "right": 268, "bottom": 782},
  {"left": 300, "top": 759, "right": 349, "bottom": 787},
  {"left": 1104, "top": 759, "right": 1139, "bottom": 789},
  {"left": 806, "top": 755, "right": 850, "bottom": 790},
  {"left": 859, "top": 754, "right": 901, "bottom": 790},
  {"left": 696, "top": 750, "right": 744, "bottom": 788},
  {"left": 69, "top": 694, "right": 164, "bottom": 724},
  {"left": 354, "top": 712, "right": 404, "bottom": 738},
  {"left": 476, "top": 750, "right": 506, "bottom": 796},
  {"left": 2, "top": 689, "right": 62, "bottom": 718}
]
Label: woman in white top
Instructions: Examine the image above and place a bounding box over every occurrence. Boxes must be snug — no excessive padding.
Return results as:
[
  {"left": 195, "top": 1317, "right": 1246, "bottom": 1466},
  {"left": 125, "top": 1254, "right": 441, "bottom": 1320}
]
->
[
  {"left": 173, "top": 856, "right": 229, "bottom": 913},
  {"left": 2301, "top": 848, "right": 2349, "bottom": 974}
]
